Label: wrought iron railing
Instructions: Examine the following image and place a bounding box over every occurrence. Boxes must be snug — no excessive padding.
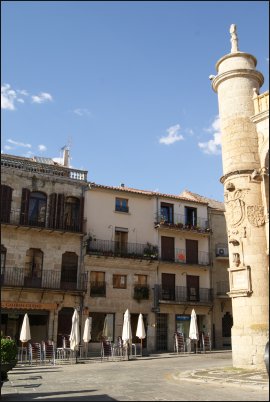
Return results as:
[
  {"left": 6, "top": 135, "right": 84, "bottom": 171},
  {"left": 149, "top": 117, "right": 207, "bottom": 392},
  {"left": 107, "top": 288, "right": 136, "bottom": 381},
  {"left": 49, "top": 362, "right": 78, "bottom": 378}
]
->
[
  {"left": 87, "top": 239, "right": 159, "bottom": 260},
  {"left": 1, "top": 267, "right": 87, "bottom": 291},
  {"left": 133, "top": 284, "right": 150, "bottom": 300},
  {"left": 90, "top": 281, "right": 106, "bottom": 297},
  {"left": 153, "top": 284, "right": 213, "bottom": 305},
  {"left": 154, "top": 211, "right": 210, "bottom": 233},
  {"left": 216, "top": 281, "right": 230, "bottom": 296},
  {"left": 1, "top": 209, "right": 82, "bottom": 233}
]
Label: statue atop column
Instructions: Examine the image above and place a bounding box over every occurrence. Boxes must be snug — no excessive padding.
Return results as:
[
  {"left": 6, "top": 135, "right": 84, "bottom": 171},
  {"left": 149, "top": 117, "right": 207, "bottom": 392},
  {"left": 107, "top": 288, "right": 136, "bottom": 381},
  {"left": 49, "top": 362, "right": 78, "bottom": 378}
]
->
[{"left": 230, "top": 24, "right": 239, "bottom": 53}]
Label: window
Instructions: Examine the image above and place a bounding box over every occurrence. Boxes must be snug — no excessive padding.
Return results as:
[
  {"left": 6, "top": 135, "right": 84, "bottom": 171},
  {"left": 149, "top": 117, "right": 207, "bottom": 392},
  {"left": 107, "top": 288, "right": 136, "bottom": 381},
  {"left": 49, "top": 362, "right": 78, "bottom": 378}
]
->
[
  {"left": 185, "top": 206, "right": 197, "bottom": 226},
  {"left": 134, "top": 274, "right": 147, "bottom": 285},
  {"left": 60, "top": 252, "right": 78, "bottom": 290},
  {"left": 1, "top": 245, "right": 6, "bottom": 276},
  {"left": 29, "top": 192, "right": 47, "bottom": 226},
  {"left": 64, "top": 197, "right": 80, "bottom": 230},
  {"left": 160, "top": 202, "right": 174, "bottom": 223},
  {"left": 24, "top": 248, "right": 43, "bottom": 287},
  {"left": 113, "top": 274, "right": 127, "bottom": 289},
  {"left": 115, "top": 198, "right": 129, "bottom": 213},
  {"left": 90, "top": 271, "right": 106, "bottom": 297},
  {"left": 1, "top": 185, "right": 13, "bottom": 223},
  {"left": 115, "top": 228, "right": 128, "bottom": 255},
  {"left": 133, "top": 275, "right": 149, "bottom": 300}
]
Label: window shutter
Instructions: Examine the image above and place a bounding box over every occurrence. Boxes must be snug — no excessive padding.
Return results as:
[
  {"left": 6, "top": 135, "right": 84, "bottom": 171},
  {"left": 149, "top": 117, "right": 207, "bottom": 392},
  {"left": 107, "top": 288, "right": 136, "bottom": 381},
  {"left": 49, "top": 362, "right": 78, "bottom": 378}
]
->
[
  {"left": 1, "top": 185, "right": 13, "bottom": 223},
  {"left": 20, "top": 188, "right": 30, "bottom": 225},
  {"left": 48, "top": 193, "right": 57, "bottom": 228},
  {"left": 56, "top": 193, "right": 64, "bottom": 229},
  {"left": 79, "top": 196, "right": 84, "bottom": 232}
]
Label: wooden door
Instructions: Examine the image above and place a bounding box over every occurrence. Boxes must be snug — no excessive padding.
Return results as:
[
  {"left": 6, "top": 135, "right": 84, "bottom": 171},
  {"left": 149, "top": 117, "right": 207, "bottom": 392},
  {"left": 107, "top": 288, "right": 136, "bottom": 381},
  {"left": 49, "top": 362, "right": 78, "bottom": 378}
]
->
[
  {"left": 161, "top": 236, "right": 175, "bottom": 261},
  {"left": 187, "top": 275, "right": 199, "bottom": 301},
  {"left": 162, "top": 273, "right": 175, "bottom": 301},
  {"left": 186, "top": 239, "right": 198, "bottom": 264}
]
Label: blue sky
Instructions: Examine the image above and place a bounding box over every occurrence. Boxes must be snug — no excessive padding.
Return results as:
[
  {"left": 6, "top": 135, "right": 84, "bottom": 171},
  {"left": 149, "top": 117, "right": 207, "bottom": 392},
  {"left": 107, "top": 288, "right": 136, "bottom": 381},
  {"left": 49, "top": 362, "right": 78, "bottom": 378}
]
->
[{"left": 1, "top": 1, "right": 269, "bottom": 202}]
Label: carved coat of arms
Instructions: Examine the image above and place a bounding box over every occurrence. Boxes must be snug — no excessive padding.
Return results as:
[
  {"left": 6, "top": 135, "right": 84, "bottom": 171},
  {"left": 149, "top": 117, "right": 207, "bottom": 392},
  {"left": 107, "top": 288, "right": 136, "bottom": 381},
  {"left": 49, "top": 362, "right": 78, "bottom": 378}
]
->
[
  {"left": 225, "top": 199, "right": 245, "bottom": 227},
  {"left": 247, "top": 205, "right": 265, "bottom": 227}
]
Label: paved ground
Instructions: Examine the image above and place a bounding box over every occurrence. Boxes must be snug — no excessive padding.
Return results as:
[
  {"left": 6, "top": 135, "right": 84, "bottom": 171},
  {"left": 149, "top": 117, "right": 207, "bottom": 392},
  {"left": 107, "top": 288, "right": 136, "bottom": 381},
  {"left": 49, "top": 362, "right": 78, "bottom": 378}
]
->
[{"left": 1, "top": 351, "right": 269, "bottom": 401}]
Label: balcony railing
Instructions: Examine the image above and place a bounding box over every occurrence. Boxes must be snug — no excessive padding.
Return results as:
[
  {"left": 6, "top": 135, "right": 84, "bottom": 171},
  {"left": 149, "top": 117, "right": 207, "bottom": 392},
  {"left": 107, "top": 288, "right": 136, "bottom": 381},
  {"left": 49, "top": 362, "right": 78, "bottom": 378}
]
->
[
  {"left": 1, "top": 209, "right": 83, "bottom": 233},
  {"left": 87, "top": 239, "right": 209, "bottom": 265},
  {"left": 133, "top": 284, "right": 150, "bottom": 301},
  {"left": 87, "top": 239, "right": 159, "bottom": 260},
  {"left": 1, "top": 267, "right": 87, "bottom": 291},
  {"left": 1, "top": 154, "right": 88, "bottom": 181},
  {"left": 90, "top": 281, "right": 106, "bottom": 297},
  {"left": 153, "top": 284, "right": 213, "bottom": 305},
  {"left": 174, "top": 248, "right": 210, "bottom": 265},
  {"left": 155, "top": 211, "right": 210, "bottom": 233},
  {"left": 216, "top": 281, "right": 230, "bottom": 296}
]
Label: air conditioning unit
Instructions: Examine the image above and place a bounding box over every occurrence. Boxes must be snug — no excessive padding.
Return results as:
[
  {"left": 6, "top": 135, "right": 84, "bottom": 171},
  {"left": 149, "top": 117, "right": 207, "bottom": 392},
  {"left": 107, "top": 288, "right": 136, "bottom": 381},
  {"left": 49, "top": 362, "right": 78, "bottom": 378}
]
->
[{"left": 217, "top": 247, "right": 227, "bottom": 257}]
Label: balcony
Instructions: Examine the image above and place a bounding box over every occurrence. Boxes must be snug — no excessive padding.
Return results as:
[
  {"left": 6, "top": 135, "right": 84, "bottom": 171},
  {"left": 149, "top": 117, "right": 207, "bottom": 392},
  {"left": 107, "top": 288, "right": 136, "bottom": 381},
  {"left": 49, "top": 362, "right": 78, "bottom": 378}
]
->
[
  {"left": 216, "top": 281, "right": 230, "bottom": 297},
  {"left": 1, "top": 267, "right": 87, "bottom": 291},
  {"left": 1, "top": 209, "right": 83, "bottom": 233},
  {"left": 154, "top": 212, "right": 211, "bottom": 234},
  {"left": 133, "top": 284, "right": 150, "bottom": 301},
  {"left": 1, "top": 154, "right": 87, "bottom": 181},
  {"left": 87, "top": 239, "right": 159, "bottom": 260},
  {"left": 162, "top": 248, "right": 210, "bottom": 266},
  {"left": 90, "top": 281, "right": 106, "bottom": 297},
  {"left": 153, "top": 284, "right": 213, "bottom": 306}
]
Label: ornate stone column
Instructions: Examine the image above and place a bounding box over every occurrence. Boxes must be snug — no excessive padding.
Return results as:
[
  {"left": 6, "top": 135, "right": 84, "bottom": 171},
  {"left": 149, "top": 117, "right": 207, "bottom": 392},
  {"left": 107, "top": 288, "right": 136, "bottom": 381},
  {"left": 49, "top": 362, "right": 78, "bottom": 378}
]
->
[{"left": 211, "top": 25, "right": 269, "bottom": 368}]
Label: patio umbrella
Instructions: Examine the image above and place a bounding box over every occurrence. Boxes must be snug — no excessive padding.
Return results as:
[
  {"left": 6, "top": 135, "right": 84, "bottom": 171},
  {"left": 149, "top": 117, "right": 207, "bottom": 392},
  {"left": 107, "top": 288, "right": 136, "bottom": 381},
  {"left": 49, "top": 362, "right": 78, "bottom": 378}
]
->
[
  {"left": 82, "top": 317, "right": 92, "bottom": 357},
  {"left": 122, "top": 309, "right": 132, "bottom": 360},
  {"left": 189, "top": 309, "right": 199, "bottom": 353},
  {"left": 136, "top": 313, "right": 146, "bottom": 356},
  {"left": 103, "top": 314, "right": 113, "bottom": 340},
  {"left": 70, "top": 309, "right": 80, "bottom": 363},
  {"left": 19, "top": 313, "right": 31, "bottom": 345}
]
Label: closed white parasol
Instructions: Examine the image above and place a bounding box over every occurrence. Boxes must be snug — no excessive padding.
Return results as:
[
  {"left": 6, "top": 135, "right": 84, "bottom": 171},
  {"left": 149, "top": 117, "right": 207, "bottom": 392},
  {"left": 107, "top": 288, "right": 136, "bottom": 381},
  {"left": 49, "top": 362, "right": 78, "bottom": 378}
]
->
[
  {"left": 136, "top": 313, "right": 146, "bottom": 356},
  {"left": 122, "top": 309, "right": 132, "bottom": 359},
  {"left": 19, "top": 313, "right": 31, "bottom": 344}
]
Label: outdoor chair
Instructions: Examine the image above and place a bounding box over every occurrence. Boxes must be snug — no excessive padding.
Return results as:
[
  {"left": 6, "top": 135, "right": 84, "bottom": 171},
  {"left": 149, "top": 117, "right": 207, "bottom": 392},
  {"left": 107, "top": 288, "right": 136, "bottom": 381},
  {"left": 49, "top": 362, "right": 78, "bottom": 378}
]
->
[
  {"left": 201, "top": 333, "right": 211, "bottom": 353},
  {"left": 100, "top": 338, "right": 113, "bottom": 361},
  {"left": 28, "top": 342, "right": 42, "bottom": 365},
  {"left": 174, "top": 332, "right": 185, "bottom": 353},
  {"left": 42, "top": 340, "right": 55, "bottom": 365}
]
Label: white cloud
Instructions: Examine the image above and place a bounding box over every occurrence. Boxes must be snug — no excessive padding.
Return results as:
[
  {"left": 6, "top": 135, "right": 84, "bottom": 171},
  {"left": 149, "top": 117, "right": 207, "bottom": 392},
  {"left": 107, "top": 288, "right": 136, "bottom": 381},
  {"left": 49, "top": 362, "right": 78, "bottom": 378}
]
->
[
  {"left": 2, "top": 84, "right": 52, "bottom": 109},
  {"left": 159, "top": 124, "right": 184, "bottom": 145},
  {"left": 1, "top": 84, "right": 17, "bottom": 110},
  {"left": 7, "top": 139, "right": 32, "bottom": 148},
  {"left": 198, "top": 116, "right": 221, "bottom": 155},
  {"left": 17, "top": 89, "right": 28, "bottom": 96},
  {"left": 4, "top": 145, "right": 13, "bottom": 150},
  {"left": 32, "top": 92, "right": 53, "bottom": 104},
  {"left": 38, "top": 144, "right": 47, "bottom": 152},
  {"left": 73, "top": 108, "right": 91, "bottom": 116}
]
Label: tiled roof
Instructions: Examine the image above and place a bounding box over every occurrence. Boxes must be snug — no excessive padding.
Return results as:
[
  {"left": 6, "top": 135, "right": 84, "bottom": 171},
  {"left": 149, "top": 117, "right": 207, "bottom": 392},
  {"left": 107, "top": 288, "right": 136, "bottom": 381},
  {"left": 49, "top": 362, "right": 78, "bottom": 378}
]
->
[
  {"left": 179, "top": 189, "right": 225, "bottom": 211},
  {"left": 89, "top": 183, "right": 209, "bottom": 205}
]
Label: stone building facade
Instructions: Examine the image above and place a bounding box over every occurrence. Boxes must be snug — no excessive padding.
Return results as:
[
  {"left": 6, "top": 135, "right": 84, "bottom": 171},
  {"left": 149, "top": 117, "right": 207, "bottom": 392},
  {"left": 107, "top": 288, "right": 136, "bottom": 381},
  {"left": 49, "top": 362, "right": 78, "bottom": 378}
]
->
[
  {"left": 1, "top": 152, "right": 88, "bottom": 347},
  {"left": 211, "top": 25, "right": 269, "bottom": 369},
  {"left": 1, "top": 158, "right": 231, "bottom": 354}
]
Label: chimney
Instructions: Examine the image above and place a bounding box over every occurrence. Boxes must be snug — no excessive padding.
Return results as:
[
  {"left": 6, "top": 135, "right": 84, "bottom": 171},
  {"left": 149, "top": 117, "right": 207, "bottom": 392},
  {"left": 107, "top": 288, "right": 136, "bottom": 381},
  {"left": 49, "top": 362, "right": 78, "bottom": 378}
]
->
[{"left": 63, "top": 147, "right": 70, "bottom": 167}]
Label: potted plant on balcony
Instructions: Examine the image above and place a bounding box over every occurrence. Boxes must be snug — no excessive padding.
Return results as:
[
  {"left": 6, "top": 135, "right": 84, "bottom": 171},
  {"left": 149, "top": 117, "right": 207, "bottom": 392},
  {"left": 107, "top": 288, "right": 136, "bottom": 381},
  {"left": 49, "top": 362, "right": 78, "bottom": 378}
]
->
[
  {"left": 0, "top": 337, "right": 18, "bottom": 388},
  {"left": 133, "top": 285, "right": 150, "bottom": 301}
]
